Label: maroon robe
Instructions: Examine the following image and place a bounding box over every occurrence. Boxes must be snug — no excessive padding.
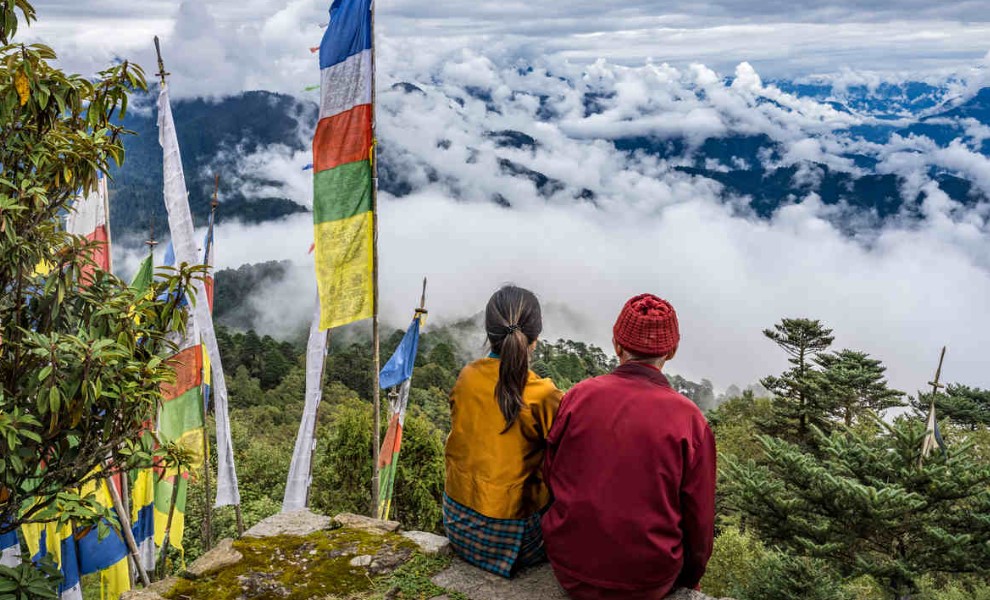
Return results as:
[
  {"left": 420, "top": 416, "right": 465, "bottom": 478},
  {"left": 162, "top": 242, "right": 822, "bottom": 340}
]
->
[{"left": 542, "top": 362, "right": 716, "bottom": 598}]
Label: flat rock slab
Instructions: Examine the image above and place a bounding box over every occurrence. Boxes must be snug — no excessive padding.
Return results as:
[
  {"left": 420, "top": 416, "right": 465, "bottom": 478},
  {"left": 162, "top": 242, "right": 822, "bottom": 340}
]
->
[
  {"left": 432, "top": 558, "right": 729, "bottom": 600},
  {"left": 183, "top": 538, "right": 243, "bottom": 578},
  {"left": 243, "top": 508, "right": 331, "bottom": 538},
  {"left": 120, "top": 576, "right": 178, "bottom": 600},
  {"left": 402, "top": 530, "right": 450, "bottom": 555},
  {"left": 432, "top": 559, "right": 567, "bottom": 600},
  {"left": 332, "top": 512, "right": 400, "bottom": 534}
]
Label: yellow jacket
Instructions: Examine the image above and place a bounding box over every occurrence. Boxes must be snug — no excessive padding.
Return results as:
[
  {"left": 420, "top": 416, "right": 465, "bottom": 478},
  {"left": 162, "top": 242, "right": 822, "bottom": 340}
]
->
[{"left": 445, "top": 357, "right": 563, "bottom": 520}]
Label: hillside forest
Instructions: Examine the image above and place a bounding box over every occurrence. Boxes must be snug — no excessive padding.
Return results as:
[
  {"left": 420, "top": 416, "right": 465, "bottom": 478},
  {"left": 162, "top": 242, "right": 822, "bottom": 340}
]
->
[{"left": 175, "top": 295, "right": 990, "bottom": 600}]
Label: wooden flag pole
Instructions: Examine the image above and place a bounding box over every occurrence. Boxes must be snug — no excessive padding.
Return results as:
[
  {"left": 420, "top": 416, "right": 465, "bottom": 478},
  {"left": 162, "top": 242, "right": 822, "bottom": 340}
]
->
[
  {"left": 199, "top": 175, "right": 219, "bottom": 551},
  {"left": 157, "top": 476, "right": 181, "bottom": 578},
  {"left": 102, "top": 468, "right": 151, "bottom": 587},
  {"left": 369, "top": 0, "right": 382, "bottom": 518},
  {"left": 919, "top": 346, "right": 947, "bottom": 466}
]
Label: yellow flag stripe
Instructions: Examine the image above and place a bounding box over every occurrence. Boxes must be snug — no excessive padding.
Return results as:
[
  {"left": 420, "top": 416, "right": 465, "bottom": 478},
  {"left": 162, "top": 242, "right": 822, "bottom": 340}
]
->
[{"left": 314, "top": 210, "right": 374, "bottom": 330}]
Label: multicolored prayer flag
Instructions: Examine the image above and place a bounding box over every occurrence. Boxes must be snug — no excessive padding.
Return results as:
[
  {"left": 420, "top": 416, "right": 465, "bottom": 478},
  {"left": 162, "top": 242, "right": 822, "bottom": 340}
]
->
[
  {"left": 376, "top": 310, "right": 425, "bottom": 521},
  {"left": 75, "top": 474, "right": 131, "bottom": 600},
  {"left": 129, "top": 255, "right": 158, "bottom": 573},
  {"left": 313, "top": 0, "right": 375, "bottom": 331},
  {"left": 0, "top": 528, "right": 19, "bottom": 567},
  {"left": 65, "top": 173, "right": 111, "bottom": 282},
  {"left": 154, "top": 314, "right": 205, "bottom": 555},
  {"left": 203, "top": 222, "right": 216, "bottom": 313},
  {"left": 21, "top": 520, "right": 82, "bottom": 600},
  {"left": 158, "top": 79, "right": 240, "bottom": 508}
]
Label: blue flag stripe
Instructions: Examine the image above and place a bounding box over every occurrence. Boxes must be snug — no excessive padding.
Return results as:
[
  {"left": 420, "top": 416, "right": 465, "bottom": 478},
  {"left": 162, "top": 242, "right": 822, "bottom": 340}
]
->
[
  {"left": 319, "top": 0, "right": 372, "bottom": 69},
  {"left": 379, "top": 316, "right": 420, "bottom": 390}
]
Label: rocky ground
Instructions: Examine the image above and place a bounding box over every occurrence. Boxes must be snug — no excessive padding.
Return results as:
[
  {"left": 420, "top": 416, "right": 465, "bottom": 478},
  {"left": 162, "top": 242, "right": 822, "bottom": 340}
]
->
[{"left": 122, "top": 510, "right": 729, "bottom": 600}]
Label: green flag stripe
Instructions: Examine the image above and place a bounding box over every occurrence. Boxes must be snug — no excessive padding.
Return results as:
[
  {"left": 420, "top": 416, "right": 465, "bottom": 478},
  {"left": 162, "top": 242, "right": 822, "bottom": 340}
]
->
[
  {"left": 154, "top": 476, "right": 188, "bottom": 513},
  {"left": 313, "top": 160, "right": 372, "bottom": 224},
  {"left": 159, "top": 387, "right": 204, "bottom": 441},
  {"left": 130, "top": 254, "right": 153, "bottom": 292}
]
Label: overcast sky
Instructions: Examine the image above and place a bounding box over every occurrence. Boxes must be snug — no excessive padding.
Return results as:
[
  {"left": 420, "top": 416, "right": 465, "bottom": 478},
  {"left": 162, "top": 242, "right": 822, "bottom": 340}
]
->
[{"left": 28, "top": 0, "right": 990, "bottom": 97}]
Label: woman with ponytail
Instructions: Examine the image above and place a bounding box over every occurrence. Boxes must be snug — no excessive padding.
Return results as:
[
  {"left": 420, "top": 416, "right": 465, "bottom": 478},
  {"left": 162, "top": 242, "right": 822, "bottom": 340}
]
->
[{"left": 443, "top": 285, "right": 562, "bottom": 578}]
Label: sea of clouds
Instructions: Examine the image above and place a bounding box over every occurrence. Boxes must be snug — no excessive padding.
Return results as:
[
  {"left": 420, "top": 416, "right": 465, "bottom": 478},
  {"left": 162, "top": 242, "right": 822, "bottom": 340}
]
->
[{"left": 36, "top": 0, "right": 990, "bottom": 394}]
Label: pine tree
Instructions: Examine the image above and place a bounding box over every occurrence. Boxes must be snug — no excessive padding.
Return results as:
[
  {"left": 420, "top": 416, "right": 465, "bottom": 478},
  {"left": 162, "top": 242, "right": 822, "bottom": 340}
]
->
[
  {"left": 759, "top": 318, "right": 835, "bottom": 443},
  {"left": 934, "top": 385, "right": 990, "bottom": 430},
  {"left": 723, "top": 415, "right": 990, "bottom": 599},
  {"left": 816, "top": 349, "right": 904, "bottom": 426}
]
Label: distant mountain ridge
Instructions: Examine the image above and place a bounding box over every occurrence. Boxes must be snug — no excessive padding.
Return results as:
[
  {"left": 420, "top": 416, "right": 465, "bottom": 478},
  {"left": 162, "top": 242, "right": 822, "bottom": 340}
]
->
[
  {"left": 108, "top": 73, "right": 990, "bottom": 243},
  {"left": 108, "top": 91, "right": 312, "bottom": 241}
]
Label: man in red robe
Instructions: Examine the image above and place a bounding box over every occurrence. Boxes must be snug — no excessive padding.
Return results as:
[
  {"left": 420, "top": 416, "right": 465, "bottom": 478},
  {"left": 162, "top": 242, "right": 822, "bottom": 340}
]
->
[{"left": 542, "top": 293, "right": 716, "bottom": 599}]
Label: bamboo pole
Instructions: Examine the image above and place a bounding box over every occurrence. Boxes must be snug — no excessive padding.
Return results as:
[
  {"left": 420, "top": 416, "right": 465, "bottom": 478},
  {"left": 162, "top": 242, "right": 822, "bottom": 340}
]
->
[
  {"left": 199, "top": 176, "right": 219, "bottom": 551},
  {"left": 102, "top": 470, "right": 151, "bottom": 587},
  {"left": 118, "top": 471, "right": 136, "bottom": 586},
  {"left": 369, "top": 0, "right": 382, "bottom": 518},
  {"left": 234, "top": 506, "right": 245, "bottom": 537},
  {"left": 157, "top": 475, "right": 181, "bottom": 578}
]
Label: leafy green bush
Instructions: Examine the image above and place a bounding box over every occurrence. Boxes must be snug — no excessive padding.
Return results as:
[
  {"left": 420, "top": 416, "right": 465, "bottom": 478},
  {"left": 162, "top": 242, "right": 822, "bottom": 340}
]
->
[
  {"left": 739, "top": 552, "right": 853, "bottom": 600},
  {"left": 700, "top": 526, "right": 769, "bottom": 597}
]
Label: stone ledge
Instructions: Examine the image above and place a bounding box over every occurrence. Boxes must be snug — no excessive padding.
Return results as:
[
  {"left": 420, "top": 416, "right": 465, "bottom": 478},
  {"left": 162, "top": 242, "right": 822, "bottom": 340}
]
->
[
  {"left": 402, "top": 530, "right": 451, "bottom": 555},
  {"left": 331, "top": 511, "right": 400, "bottom": 534},
  {"left": 181, "top": 538, "right": 242, "bottom": 579},
  {"left": 243, "top": 508, "right": 332, "bottom": 538},
  {"left": 432, "top": 558, "right": 731, "bottom": 600}
]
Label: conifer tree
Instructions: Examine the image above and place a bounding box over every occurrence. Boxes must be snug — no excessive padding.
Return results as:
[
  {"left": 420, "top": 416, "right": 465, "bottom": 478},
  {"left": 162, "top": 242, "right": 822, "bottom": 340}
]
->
[
  {"left": 723, "top": 415, "right": 990, "bottom": 599},
  {"left": 932, "top": 384, "right": 990, "bottom": 430},
  {"left": 816, "top": 349, "right": 904, "bottom": 426},
  {"left": 759, "top": 318, "right": 835, "bottom": 443}
]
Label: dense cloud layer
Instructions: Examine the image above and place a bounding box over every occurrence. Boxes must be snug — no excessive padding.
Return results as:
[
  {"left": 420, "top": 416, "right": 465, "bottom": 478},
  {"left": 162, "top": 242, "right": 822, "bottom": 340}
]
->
[
  {"left": 43, "top": 1, "right": 989, "bottom": 392},
  {"left": 105, "top": 50, "right": 990, "bottom": 396}
]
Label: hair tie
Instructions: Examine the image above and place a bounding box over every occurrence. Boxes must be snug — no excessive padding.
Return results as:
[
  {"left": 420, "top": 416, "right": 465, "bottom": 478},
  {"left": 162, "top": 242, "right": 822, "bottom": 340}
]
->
[{"left": 505, "top": 324, "right": 521, "bottom": 334}]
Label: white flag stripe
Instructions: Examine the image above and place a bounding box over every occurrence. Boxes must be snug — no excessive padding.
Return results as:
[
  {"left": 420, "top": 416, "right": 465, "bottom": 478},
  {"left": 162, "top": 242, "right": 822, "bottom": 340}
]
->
[
  {"left": 65, "top": 178, "right": 106, "bottom": 237},
  {"left": 0, "top": 545, "right": 19, "bottom": 567},
  {"left": 319, "top": 49, "right": 372, "bottom": 120}
]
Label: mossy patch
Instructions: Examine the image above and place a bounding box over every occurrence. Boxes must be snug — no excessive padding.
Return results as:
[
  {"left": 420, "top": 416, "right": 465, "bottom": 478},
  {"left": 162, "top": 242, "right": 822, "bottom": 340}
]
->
[
  {"left": 164, "top": 528, "right": 418, "bottom": 600},
  {"left": 374, "top": 554, "right": 467, "bottom": 600}
]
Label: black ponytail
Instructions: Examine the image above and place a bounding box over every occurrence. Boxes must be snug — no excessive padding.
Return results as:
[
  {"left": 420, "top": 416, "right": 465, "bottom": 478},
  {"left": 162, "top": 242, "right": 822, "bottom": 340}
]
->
[{"left": 486, "top": 286, "right": 543, "bottom": 431}]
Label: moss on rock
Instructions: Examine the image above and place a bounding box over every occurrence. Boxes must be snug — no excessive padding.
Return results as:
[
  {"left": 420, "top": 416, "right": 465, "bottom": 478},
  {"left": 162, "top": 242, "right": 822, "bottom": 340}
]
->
[{"left": 164, "top": 527, "right": 419, "bottom": 600}]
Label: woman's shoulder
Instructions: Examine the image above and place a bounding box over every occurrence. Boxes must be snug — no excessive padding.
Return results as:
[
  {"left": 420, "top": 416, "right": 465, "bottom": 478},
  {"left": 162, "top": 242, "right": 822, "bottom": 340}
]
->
[
  {"left": 452, "top": 358, "right": 498, "bottom": 389},
  {"left": 524, "top": 370, "right": 563, "bottom": 403}
]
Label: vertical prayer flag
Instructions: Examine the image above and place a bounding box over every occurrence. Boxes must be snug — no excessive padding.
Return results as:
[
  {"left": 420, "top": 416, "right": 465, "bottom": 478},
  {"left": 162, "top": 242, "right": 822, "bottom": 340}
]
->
[
  {"left": 130, "top": 467, "right": 157, "bottom": 574},
  {"left": 203, "top": 224, "right": 216, "bottom": 313},
  {"left": 282, "top": 301, "right": 330, "bottom": 512},
  {"left": 0, "top": 528, "right": 19, "bottom": 567},
  {"left": 128, "top": 253, "right": 158, "bottom": 572},
  {"left": 65, "top": 173, "right": 111, "bottom": 282},
  {"left": 376, "top": 311, "right": 425, "bottom": 520},
  {"left": 75, "top": 475, "right": 131, "bottom": 600},
  {"left": 158, "top": 81, "right": 240, "bottom": 508},
  {"left": 154, "top": 319, "right": 205, "bottom": 554},
  {"left": 313, "top": 0, "right": 374, "bottom": 330},
  {"left": 21, "top": 521, "right": 82, "bottom": 600}
]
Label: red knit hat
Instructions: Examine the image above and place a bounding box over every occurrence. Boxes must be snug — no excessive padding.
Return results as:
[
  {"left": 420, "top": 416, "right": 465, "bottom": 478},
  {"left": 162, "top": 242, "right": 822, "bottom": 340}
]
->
[{"left": 613, "top": 293, "right": 680, "bottom": 357}]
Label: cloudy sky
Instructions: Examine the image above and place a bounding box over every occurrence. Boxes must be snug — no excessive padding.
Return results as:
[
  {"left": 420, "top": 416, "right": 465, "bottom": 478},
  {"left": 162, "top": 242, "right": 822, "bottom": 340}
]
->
[
  {"left": 28, "top": 0, "right": 990, "bottom": 96},
  {"left": 28, "top": 1, "right": 990, "bottom": 394}
]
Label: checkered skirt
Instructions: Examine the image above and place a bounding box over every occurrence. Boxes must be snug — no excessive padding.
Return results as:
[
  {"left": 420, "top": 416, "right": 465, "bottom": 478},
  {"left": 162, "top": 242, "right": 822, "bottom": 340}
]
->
[{"left": 442, "top": 493, "right": 546, "bottom": 578}]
